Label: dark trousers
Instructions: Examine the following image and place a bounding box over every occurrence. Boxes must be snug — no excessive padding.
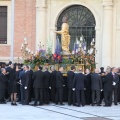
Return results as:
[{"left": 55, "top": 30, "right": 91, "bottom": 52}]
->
[
  {"left": 113, "top": 88, "right": 118, "bottom": 104},
  {"left": 104, "top": 91, "right": 112, "bottom": 106},
  {"left": 99, "top": 91, "right": 104, "bottom": 104},
  {"left": 0, "top": 89, "right": 6, "bottom": 102},
  {"left": 55, "top": 87, "right": 63, "bottom": 103},
  {"left": 85, "top": 88, "right": 92, "bottom": 105},
  {"left": 17, "top": 84, "right": 21, "bottom": 101},
  {"left": 44, "top": 88, "right": 49, "bottom": 103},
  {"left": 50, "top": 87, "right": 56, "bottom": 102},
  {"left": 20, "top": 85, "right": 25, "bottom": 104},
  {"left": 68, "top": 88, "right": 76, "bottom": 105},
  {"left": 25, "top": 88, "right": 30, "bottom": 105},
  {"left": 34, "top": 88, "right": 43, "bottom": 104},
  {"left": 92, "top": 90, "right": 100, "bottom": 105},
  {"left": 76, "top": 90, "right": 85, "bottom": 106}
]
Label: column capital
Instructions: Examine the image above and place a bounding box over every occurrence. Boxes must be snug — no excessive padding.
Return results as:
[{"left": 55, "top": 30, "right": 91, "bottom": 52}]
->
[
  {"left": 36, "top": 0, "right": 47, "bottom": 9},
  {"left": 102, "top": 0, "right": 113, "bottom": 7}
]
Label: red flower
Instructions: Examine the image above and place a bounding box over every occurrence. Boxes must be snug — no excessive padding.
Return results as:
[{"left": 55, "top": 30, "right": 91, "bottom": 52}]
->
[
  {"left": 53, "top": 54, "right": 57, "bottom": 58},
  {"left": 58, "top": 55, "right": 61, "bottom": 60}
]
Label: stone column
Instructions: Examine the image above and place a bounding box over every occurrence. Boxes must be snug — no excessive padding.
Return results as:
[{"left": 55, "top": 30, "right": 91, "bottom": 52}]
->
[
  {"left": 102, "top": 0, "right": 113, "bottom": 67},
  {"left": 36, "top": 0, "right": 47, "bottom": 49}
]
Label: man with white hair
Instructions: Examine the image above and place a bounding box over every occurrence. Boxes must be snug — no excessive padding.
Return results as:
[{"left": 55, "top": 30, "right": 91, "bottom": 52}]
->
[{"left": 91, "top": 68, "right": 102, "bottom": 106}]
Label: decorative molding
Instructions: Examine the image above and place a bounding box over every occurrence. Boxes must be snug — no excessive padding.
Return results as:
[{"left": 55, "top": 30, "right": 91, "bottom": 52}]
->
[
  {"left": 36, "top": 0, "right": 47, "bottom": 9},
  {"left": 102, "top": 0, "right": 113, "bottom": 7}
]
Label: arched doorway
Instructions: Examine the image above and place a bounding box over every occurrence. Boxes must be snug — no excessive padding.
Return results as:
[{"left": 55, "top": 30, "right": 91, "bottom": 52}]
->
[{"left": 56, "top": 5, "right": 96, "bottom": 52}]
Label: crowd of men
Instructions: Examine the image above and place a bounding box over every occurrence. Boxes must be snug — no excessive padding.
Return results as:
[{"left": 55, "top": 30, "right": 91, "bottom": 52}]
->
[{"left": 0, "top": 61, "right": 120, "bottom": 107}]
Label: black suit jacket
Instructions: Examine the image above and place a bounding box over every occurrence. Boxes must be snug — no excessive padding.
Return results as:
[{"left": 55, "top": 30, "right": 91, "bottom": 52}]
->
[
  {"left": 73, "top": 73, "right": 86, "bottom": 90},
  {"left": 67, "top": 71, "right": 75, "bottom": 88},
  {"left": 0, "top": 73, "right": 8, "bottom": 89},
  {"left": 44, "top": 71, "right": 51, "bottom": 88},
  {"left": 19, "top": 70, "right": 25, "bottom": 87},
  {"left": 29, "top": 69, "right": 34, "bottom": 88},
  {"left": 85, "top": 73, "right": 91, "bottom": 90},
  {"left": 50, "top": 70, "right": 57, "bottom": 88},
  {"left": 103, "top": 73, "right": 113, "bottom": 92},
  {"left": 113, "top": 73, "right": 119, "bottom": 88},
  {"left": 33, "top": 70, "right": 44, "bottom": 88},
  {"left": 91, "top": 73, "right": 102, "bottom": 90},
  {"left": 24, "top": 71, "right": 30, "bottom": 88},
  {"left": 56, "top": 71, "right": 64, "bottom": 88}
]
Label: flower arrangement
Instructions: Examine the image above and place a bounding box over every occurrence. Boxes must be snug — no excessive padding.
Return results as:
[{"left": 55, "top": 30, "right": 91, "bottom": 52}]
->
[{"left": 21, "top": 36, "right": 97, "bottom": 70}]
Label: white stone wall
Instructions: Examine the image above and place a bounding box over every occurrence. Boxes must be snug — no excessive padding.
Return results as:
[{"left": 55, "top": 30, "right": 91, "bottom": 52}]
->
[{"left": 36, "top": 0, "right": 120, "bottom": 68}]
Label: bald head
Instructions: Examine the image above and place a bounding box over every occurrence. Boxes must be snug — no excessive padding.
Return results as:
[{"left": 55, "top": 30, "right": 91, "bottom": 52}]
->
[{"left": 95, "top": 69, "right": 100, "bottom": 73}]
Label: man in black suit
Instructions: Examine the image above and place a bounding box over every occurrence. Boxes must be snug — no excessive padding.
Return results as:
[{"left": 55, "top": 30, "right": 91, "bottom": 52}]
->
[
  {"left": 24, "top": 65, "right": 30, "bottom": 105},
  {"left": 73, "top": 68, "right": 86, "bottom": 107},
  {"left": 85, "top": 69, "right": 92, "bottom": 105},
  {"left": 67, "top": 65, "right": 76, "bottom": 106},
  {"left": 0, "top": 68, "right": 8, "bottom": 104},
  {"left": 43, "top": 66, "right": 51, "bottom": 104},
  {"left": 103, "top": 69, "right": 113, "bottom": 106},
  {"left": 91, "top": 69, "right": 102, "bottom": 106},
  {"left": 50, "top": 66, "right": 57, "bottom": 103},
  {"left": 33, "top": 66, "right": 44, "bottom": 106},
  {"left": 19, "top": 66, "right": 26, "bottom": 104},
  {"left": 28, "top": 66, "right": 34, "bottom": 102},
  {"left": 55, "top": 66, "right": 64, "bottom": 105},
  {"left": 112, "top": 67, "right": 119, "bottom": 105}
]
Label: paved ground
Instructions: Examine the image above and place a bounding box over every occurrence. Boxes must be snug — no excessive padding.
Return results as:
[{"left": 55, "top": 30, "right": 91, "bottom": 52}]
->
[{"left": 0, "top": 102, "right": 120, "bottom": 120}]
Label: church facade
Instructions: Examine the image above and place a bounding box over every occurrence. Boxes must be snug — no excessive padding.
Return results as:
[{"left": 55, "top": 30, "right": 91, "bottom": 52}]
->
[{"left": 0, "top": 0, "right": 120, "bottom": 68}]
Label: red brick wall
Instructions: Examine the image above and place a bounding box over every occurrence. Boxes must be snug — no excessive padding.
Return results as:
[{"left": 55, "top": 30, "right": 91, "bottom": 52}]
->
[
  {"left": 14, "top": 0, "right": 36, "bottom": 57},
  {"left": 0, "top": 46, "right": 10, "bottom": 57},
  {"left": 0, "top": 0, "right": 36, "bottom": 59}
]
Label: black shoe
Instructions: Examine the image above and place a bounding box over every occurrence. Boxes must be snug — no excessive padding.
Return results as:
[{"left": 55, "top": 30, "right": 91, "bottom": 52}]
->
[
  {"left": 11, "top": 103, "right": 14, "bottom": 105},
  {"left": 103, "top": 105, "right": 110, "bottom": 107},
  {"left": 115, "top": 103, "right": 118, "bottom": 105},
  {"left": 39, "top": 103, "right": 43, "bottom": 106},
  {"left": 76, "top": 105, "right": 81, "bottom": 107},
  {"left": 2, "top": 101, "right": 6, "bottom": 104},
  {"left": 55, "top": 102, "right": 58, "bottom": 105},
  {"left": 60, "top": 103, "right": 64, "bottom": 105},
  {"left": 13, "top": 103, "right": 17, "bottom": 106},
  {"left": 91, "top": 104, "right": 95, "bottom": 106},
  {"left": 73, "top": 104, "right": 76, "bottom": 106},
  {"left": 33, "top": 104, "right": 37, "bottom": 106},
  {"left": 97, "top": 104, "right": 101, "bottom": 106}
]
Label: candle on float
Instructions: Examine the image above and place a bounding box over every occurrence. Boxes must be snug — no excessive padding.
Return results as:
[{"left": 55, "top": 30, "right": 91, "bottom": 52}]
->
[
  {"left": 29, "top": 49, "right": 31, "bottom": 53},
  {"left": 92, "top": 38, "right": 95, "bottom": 42},
  {"left": 84, "top": 46, "right": 86, "bottom": 51},
  {"left": 79, "top": 43, "right": 82, "bottom": 48},
  {"left": 88, "top": 50, "right": 90, "bottom": 54},
  {"left": 24, "top": 37, "right": 27, "bottom": 41},
  {"left": 76, "top": 40, "right": 79, "bottom": 44},
  {"left": 91, "top": 42, "right": 93, "bottom": 46},
  {"left": 72, "top": 51, "right": 75, "bottom": 54},
  {"left": 26, "top": 47, "right": 28, "bottom": 51},
  {"left": 80, "top": 37, "right": 83, "bottom": 41},
  {"left": 31, "top": 51, "right": 34, "bottom": 55},
  {"left": 21, "top": 44, "right": 23, "bottom": 47},
  {"left": 25, "top": 41, "right": 27, "bottom": 45}
]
